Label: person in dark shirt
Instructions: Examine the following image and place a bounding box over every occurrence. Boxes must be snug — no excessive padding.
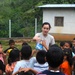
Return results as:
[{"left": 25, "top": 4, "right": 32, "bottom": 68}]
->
[
  {"left": 0, "top": 60, "right": 5, "bottom": 75},
  {"left": 4, "top": 39, "right": 18, "bottom": 53},
  {"left": 72, "top": 38, "right": 75, "bottom": 54},
  {"left": 37, "top": 47, "right": 65, "bottom": 75}
]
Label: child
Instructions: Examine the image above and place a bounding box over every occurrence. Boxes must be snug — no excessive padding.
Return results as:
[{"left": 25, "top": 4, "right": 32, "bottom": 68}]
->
[
  {"left": 37, "top": 47, "right": 64, "bottom": 75},
  {"left": 72, "top": 57, "right": 75, "bottom": 75},
  {"left": 60, "top": 48, "right": 72, "bottom": 75},
  {"left": 13, "top": 50, "right": 48, "bottom": 75},
  {"left": 0, "top": 42, "right": 4, "bottom": 63},
  {"left": 63, "top": 41, "right": 75, "bottom": 57},
  {"left": 5, "top": 49, "right": 20, "bottom": 75},
  {"left": 72, "top": 38, "right": 75, "bottom": 54},
  {"left": 22, "top": 41, "right": 28, "bottom": 47},
  {"left": 0, "top": 60, "right": 5, "bottom": 75},
  {"left": 60, "top": 41, "right": 65, "bottom": 50},
  {"left": 63, "top": 41, "right": 72, "bottom": 49},
  {"left": 12, "top": 45, "right": 33, "bottom": 75},
  {"left": 4, "top": 39, "right": 18, "bottom": 53},
  {"left": 33, "top": 50, "right": 48, "bottom": 72}
]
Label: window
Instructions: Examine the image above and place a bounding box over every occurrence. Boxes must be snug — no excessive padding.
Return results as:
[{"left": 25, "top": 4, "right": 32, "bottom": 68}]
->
[{"left": 55, "top": 17, "right": 64, "bottom": 26}]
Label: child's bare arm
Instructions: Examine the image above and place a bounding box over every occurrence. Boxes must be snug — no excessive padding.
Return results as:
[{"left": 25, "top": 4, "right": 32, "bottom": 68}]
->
[{"left": 21, "top": 68, "right": 38, "bottom": 75}]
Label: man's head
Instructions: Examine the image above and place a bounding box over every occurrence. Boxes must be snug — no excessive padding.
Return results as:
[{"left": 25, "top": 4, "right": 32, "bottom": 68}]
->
[
  {"left": 46, "top": 47, "right": 63, "bottom": 68},
  {"left": 42, "top": 22, "right": 51, "bottom": 36}
]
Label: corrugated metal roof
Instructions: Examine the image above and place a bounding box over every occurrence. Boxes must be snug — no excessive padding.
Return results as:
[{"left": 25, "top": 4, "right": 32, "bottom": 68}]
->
[{"left": 38, "top": 4, "right": 75, "bottom": 8}]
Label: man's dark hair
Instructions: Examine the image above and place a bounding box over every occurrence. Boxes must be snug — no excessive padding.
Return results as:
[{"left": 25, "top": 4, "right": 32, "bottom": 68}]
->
[
  {"left": 9, "top": 39, "right": 15, "bottom": 45},
  {"left": 36, "top": 50, "right": 46, "bottom": 64},
  {"left": 42, "top": 22, "right": 51, "bottom": 29},
  {"left": 46, "top": 47, "right": 63, "bottom": 68},
  {"left": 21, "top": 45, "right": 32, "bottom": 60}
]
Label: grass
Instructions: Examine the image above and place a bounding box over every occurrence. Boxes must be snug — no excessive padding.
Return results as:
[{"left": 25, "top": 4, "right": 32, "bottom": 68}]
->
[
  {"left": 0, "top": 39, "right": 60, "bottom": 51},
  {"left": 0, "top": 40, "right": 36, "bottom": 51}
]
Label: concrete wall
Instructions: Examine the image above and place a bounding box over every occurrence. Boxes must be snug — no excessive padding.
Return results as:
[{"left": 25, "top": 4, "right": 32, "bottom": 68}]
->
[{"left": 43, "top": 8, "right": 75, "bottom": 34}]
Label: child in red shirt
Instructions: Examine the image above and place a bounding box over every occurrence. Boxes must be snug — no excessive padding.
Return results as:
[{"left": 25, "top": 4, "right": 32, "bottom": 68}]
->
[{"left": 60, "top": 48, "right": 72, "bottom": 75}]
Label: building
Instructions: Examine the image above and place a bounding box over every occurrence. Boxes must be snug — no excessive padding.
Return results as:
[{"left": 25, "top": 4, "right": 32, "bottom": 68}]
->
[{"left": 38, "top": 4, "right": 75, "bottom": 41}]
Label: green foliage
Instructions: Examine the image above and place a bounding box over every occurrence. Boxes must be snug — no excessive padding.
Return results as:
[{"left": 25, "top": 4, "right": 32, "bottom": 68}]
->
[
  {"left": 18, "top": 26, "right": 35, "bottom": 37},
  {"left": 0, "top": 0, "right": 75, "bottom": 37}
]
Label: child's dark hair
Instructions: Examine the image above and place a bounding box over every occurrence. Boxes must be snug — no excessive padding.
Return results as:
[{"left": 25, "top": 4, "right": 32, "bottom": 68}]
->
[
  {"left": 21, "top": 45, "right": 32, "bottom": 60},
  {"left": 42, "top": 22, "right": 51, "bottom": 29},
  {"left": 22, "top": 42, "right": 28, "bottom": 46},
  {"left": 63, "top": 48, "right": 72, "bottom": 67},
  {"left": 50, "top": 44, "right": 59, "bottom": 48},
  {"left": 73, "top": 38, "right": 75, "bottom": 40},
  {"left": 9, "top": 39, "right": 15, "bottom": 45},
  {"left": 8, "top": 49, "right": 20, "bottom": 65},
  {"left": 60, "top": 41, "right": 65, "bottom": 47},
  {"left": 65, "top": 41, "right": 72, "bottom": 48},
  {"left": 36, "top": 50, "right": 46, "bottom": 64},
  {"left": 46, "top": 47, "right": 63, "bottom": 68}
]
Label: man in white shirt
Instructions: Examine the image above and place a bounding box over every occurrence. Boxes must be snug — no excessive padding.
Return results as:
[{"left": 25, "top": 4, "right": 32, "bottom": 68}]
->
[{"left": 33, "top": 22, "right": 55, "bottom": 51}]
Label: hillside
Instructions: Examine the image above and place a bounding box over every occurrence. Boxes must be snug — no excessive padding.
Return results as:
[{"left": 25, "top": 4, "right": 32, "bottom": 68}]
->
[{"left": 0, "top": 0, "right": 75, "bottom": 37}]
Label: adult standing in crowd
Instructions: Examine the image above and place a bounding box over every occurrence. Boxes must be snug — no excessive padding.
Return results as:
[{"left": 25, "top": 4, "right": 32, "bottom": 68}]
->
[{"left": 33, "top": 22, "right": 55, "bottom": 51}]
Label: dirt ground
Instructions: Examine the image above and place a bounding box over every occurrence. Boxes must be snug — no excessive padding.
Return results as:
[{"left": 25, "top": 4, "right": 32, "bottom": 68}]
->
[
  {"left": 0, "top": 34, "right": 75, "bottom": 44},
  {"left": 51, "top": 33, "right": 75, "bottom": 41}
]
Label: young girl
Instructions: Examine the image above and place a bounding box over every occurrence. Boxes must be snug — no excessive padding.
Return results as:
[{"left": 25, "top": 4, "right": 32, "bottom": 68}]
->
[
  {"left": 60, "top": 48, "right": 72, "bottom": 75},
  {"left": 5, "top": 49, "right": 20, "bottom": 75}
]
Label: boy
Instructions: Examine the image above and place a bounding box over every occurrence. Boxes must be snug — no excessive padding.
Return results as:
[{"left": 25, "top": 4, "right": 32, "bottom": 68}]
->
[
  {"left": 4, "top": 39, "right": 18, "bottom": 53},
  {"left": 12, "top": 45, "right": 34, "bottom": 75},
  {"left": 33, "top": 50, "right": 48, "bottom": 72},
  {"left": 72, "top": 38, "right": 75, "bottom": 54},
  {"left": 37, "top": 47, "right": 64, "bottom": 75},
  {"left": 13, "top": 50, "right": 48, "bottom": 75},
  {"left": 60, "top": 41, "right": 65, "bottom": 50}
]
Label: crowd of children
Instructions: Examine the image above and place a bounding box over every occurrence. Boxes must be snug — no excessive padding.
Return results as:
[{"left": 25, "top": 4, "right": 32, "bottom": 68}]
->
[
  {"left": 0, "top": 22, "right": 75, "bottom": 75},
  {"left": 0, "top": 38, "right": 75, "bottom": 75}
]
